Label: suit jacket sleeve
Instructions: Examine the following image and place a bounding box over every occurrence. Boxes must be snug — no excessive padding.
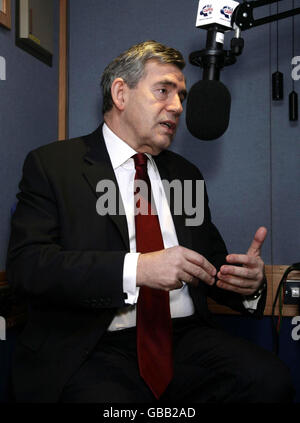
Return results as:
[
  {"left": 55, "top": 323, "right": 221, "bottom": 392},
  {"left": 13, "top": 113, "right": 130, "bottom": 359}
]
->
[{"left": 6, "top": 150, "right": 127, "bottom": 311}]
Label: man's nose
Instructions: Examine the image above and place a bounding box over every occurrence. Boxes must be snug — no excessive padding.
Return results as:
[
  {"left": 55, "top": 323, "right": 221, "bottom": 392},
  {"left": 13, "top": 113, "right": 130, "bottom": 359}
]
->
[{"left": 167, "top": 94, "right": 183, "bottom": 115}]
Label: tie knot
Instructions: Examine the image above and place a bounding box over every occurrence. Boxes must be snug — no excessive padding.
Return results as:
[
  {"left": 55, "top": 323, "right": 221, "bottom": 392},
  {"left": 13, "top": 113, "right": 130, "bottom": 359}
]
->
[{"left": 133, "top": 153, "right": 148, "bottom": 169}]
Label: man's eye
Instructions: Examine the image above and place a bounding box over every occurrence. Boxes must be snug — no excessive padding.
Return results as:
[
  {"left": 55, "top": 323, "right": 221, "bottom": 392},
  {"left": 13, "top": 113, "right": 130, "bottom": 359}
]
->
[{"left": 158, "top": 88, "right": 167, "bottom": 96}]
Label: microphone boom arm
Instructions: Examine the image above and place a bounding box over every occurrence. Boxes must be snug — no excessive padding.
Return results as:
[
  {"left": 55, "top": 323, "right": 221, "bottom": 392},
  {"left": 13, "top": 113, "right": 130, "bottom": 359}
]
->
[{"left": 232, "top": 0, "right": 300, "bottom": 30}]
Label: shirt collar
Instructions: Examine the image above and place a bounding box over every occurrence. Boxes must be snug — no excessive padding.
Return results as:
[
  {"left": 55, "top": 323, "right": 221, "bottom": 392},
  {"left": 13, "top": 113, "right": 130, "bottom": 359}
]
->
[{"left": 102, "top": 122, "right": 156, "bottom": 170}]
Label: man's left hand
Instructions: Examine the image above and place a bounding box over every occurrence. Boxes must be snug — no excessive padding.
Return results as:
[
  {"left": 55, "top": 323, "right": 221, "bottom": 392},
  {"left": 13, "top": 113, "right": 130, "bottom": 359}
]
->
[{"left": 216, "top": 226, "right": 267, "bottom": 296}]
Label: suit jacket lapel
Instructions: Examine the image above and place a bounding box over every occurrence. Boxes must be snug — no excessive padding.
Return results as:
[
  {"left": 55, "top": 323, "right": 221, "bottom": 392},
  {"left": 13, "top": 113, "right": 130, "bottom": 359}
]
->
[{"left": 82, "top": 125, "right": 129, "bottom": 250}]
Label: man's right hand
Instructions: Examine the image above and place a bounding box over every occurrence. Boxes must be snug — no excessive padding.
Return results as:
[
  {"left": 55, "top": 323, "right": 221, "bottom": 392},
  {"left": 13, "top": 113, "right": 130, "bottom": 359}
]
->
[{"left": 136, "top": 246, "right": 217, "bottom": 291}]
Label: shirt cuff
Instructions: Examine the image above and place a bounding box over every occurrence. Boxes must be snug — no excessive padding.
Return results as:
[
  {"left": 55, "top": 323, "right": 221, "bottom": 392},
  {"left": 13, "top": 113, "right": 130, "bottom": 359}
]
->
[
  {"left": 242, "top": 281, "right": 266, "bottom": 311},
  {"left": 242, "top": 295, "right": 261, "bottom": 311},
  {"left": 123, "top": 252, "right": 140, "bottom": 305}
]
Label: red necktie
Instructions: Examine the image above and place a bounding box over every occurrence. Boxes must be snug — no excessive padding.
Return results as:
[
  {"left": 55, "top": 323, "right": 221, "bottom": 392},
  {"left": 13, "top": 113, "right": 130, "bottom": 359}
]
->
[{"left": 133, "top": 153, "right": 173, "bottom": 399}]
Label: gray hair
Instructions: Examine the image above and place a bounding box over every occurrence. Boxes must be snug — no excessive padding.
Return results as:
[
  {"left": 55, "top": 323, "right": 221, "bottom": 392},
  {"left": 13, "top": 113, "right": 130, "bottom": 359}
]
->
[{"left": 100, "top": 40, "right": 185, "bottom": 114}]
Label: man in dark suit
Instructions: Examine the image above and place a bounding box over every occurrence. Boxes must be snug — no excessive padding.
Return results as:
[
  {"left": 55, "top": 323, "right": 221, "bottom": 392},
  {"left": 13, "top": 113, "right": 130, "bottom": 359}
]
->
[{"left": 6, "top": 41, "right": 294, "bottom": 403}]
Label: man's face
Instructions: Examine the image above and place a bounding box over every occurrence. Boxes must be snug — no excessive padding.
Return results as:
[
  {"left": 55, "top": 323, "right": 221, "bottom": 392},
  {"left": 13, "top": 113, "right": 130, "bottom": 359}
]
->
[{"left": 122, "top": 60, "right": 187, "bottom": 155}]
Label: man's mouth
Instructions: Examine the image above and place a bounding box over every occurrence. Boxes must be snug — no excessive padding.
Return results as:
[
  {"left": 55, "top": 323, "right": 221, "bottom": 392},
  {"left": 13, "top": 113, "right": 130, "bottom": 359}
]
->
[{"left": 160, "top": 121, "right": 176, "bottom": 132}]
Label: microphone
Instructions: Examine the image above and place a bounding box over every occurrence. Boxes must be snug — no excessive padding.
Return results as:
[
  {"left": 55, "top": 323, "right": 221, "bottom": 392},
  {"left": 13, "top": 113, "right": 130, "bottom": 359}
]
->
[
  {"left": 186, "top": 79, "right": 231, "bottom": 141},
  {"left": 186, "top": 0, "right": 240, "bottom": 141}
]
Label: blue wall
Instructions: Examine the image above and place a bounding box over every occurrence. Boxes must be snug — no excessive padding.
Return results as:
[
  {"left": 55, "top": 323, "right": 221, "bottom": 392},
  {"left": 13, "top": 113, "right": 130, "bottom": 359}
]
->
[
  {"left": 0, "top": 0, "right": 60, "bottom": 269},
  {"left": 68, "top": 0, "right": 300, "bottom": 401}
]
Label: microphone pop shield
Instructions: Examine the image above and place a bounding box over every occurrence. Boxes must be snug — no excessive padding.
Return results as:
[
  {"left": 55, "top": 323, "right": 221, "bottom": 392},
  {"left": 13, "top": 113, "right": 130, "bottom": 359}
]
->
[{"left": 186, "top": 80, "right": 231, "bottom": 141}]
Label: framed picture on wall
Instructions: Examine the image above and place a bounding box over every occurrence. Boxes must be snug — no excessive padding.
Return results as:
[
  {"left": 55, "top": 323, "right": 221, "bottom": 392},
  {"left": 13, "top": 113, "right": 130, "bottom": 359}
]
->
[
  {"left": 16, "top": 0, "right": 53, "bottom": 66},
  {"left": 0, "top": 0, "right": 11, "bottom": 29}
]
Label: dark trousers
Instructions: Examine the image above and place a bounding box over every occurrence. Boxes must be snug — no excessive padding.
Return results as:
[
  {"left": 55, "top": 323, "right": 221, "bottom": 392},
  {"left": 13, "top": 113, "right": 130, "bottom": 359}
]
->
[{"left": 60, "top": 315, "right": 294, "bottom": 403}]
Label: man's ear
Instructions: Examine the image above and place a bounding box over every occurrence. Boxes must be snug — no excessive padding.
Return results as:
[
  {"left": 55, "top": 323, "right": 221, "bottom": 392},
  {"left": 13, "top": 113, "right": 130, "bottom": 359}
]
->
[{"left": 110, "top": 78, "right": 129, "bottom": 111}]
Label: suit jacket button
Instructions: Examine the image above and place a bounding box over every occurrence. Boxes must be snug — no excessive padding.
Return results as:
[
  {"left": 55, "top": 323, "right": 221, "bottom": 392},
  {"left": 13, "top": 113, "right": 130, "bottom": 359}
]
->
[
  {"left": 90, "top": 299, "right": 97, "bottom": 309},
  {"left": 83, "top": 349, "right": 89, "bottom": 358}
]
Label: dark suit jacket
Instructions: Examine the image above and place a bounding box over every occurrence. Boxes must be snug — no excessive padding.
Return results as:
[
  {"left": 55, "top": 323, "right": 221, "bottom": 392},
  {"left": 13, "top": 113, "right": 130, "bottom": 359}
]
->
[{"left": 6, "top": 125, "right": 266, "bottom": 402}]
